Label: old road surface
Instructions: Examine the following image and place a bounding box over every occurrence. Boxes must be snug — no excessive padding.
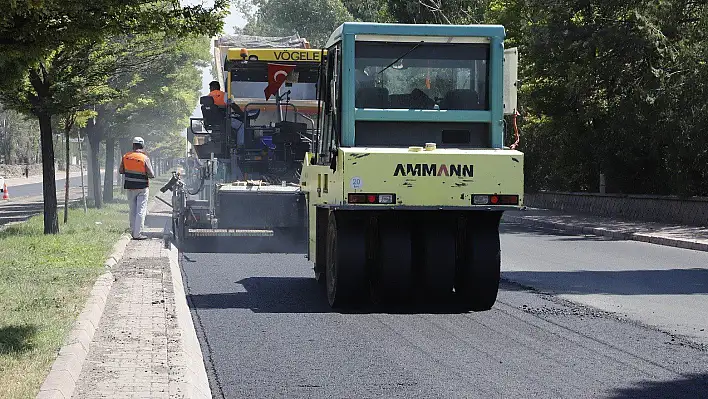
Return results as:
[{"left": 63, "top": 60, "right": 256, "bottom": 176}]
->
[{"left": 177, "top": 221, "right": 708, "bottom": 399}]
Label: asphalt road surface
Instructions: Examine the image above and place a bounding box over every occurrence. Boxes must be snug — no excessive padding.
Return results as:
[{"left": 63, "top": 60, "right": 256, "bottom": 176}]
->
[
  {"left": 0, "top": 178, "right": 85, "bottom": 227},
  {"left": 6, "top": 175, "right": 84, "bottom": 198},
  {"left": 178, "top": 222, "right": 708, "bottom": 399}
]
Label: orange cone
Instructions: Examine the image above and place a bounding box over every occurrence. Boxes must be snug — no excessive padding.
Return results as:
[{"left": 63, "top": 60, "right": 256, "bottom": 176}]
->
[{"left": 2, "top": 183, "right": 8, "bottom": 200}]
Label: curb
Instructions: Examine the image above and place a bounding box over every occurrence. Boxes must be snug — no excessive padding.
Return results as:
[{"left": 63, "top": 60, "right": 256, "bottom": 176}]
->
[
  {"left": 166, "top": 243, "right": 212, "bottom": 398},
  {"left": 502, "top": 215, "right": 708, "bottom": 252},
  {"left": 104, "top": 234, "right": 132, "bottom": 268},
  {"left": 36, "top": 233, "right": 132, "bottom": 399}
]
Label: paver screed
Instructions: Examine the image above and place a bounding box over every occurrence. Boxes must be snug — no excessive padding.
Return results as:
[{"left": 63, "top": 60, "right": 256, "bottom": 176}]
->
[{"left": 73, "top": 239, "right": 174, "bottom": 398}]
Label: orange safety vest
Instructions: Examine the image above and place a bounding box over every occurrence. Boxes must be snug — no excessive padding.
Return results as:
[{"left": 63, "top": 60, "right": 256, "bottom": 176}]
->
[
  {"left": 122, "top": 151, "right": 150, "bottom": 189},
  {"left": 209, "top": 90, "right": 226, "bottom": 106}
]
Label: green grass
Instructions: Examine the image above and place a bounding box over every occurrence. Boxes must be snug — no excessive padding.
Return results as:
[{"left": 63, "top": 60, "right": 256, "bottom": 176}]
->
[{"left": 0, "top": 196, "right": 130, "bottom": 398}]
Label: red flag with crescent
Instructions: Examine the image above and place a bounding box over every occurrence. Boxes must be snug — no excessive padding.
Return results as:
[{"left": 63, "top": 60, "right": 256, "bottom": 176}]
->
[{"left": 264, "top": 63, "right": 296, "bottom": 100}]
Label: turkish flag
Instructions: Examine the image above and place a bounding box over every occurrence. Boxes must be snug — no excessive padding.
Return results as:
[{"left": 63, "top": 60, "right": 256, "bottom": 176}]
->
[{"left": 264, "top": 63, "right": 296, "bottom": 100}]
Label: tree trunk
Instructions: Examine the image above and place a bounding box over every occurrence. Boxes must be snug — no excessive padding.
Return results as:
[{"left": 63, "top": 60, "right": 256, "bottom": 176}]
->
[
  {"left": 38, "top": 111, "right": 59, "bottom": 234},
  {"left": 103, "top": 138, "right": 115, "bottom": 203},
  {"left": 64, "top": 127, "right": 70, "bottom": 224},
  {"left": 87, "top": 132, "right": 103, "bottom": 209},
  {"left": 118, "top": 138, "right": 131, "bottom": 192}
]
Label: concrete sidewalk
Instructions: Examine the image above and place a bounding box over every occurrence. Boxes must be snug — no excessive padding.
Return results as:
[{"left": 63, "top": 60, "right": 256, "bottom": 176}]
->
[
  {"left": 39, "top": 195, "right": 210, "bottom": 399},
  {"left": 71, "top": 239, "right": 173, "bottom": 398},
  {"left": 503, "top": 207, "right": 708, "bottom": 252}
]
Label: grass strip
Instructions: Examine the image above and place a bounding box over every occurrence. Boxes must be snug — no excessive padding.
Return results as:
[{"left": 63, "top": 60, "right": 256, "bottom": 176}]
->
[{"left": 0, "top": 196, "right": 130, "bottom": 397}]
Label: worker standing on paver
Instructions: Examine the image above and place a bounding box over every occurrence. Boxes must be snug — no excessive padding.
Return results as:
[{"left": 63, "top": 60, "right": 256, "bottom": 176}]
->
[{"left": 119, "top": 137, "right": 155, "bottom": 240}]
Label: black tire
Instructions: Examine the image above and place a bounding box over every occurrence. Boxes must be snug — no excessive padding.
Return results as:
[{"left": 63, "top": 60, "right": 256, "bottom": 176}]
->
[
  {"left": 418, "top": 222, "right": 456, "bottom": 302},
  {"left": 456, "top": 220, "right": 501, "bottom": 311},
  {"left": 373, "top": 222, "right": 413, "bottom": 304},
  {"left": 314, "top": 209, "right": 328, "bottom": 284},
  {"left": 326, "top": 212, "right": 367, "bottom": 308}
]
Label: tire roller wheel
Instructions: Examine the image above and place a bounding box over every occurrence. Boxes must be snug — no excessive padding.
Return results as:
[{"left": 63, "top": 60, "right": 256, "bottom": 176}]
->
[
  {"left": 455, "top": 217, "right": 501, "bottom": 311},
  {"left": 314, "top": 210, "right": 328, "bottom": 284},
  {"left": 417, "top": 221, "right": 456, "bottom": 303},
  {"left": 373, "top": 222, "right": 413, "bottom": 304},
  {"left": 326, "top": 212, "right": 367, "bottom": 308}
]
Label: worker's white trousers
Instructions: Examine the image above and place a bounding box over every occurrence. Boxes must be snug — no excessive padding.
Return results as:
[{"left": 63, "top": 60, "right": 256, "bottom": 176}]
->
[{"left": 127, "top": 187, "right": 149, "bottom": 238}]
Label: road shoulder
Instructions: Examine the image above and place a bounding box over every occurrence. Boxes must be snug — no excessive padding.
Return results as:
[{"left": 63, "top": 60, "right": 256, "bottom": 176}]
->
[
  {"left": 501, "top": 208, "right": 708, "bottom": 347},
  {"left": 503, "top": 207, "right": 708, "bottom": 252}
]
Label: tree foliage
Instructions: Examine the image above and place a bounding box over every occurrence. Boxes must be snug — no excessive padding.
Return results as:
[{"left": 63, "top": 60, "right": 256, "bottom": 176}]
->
[
  {"left": 386, "top": 0, "right": 488, "bottom": 24},
  {"left": 235, "top": 0, "right": 354, "bottom": 46},
  {"left": 487, "top": 0, "right": 708, "bottom": 195},
  {"left": 0, "top": 0, "right": 227, "bottom": 86},
  {"left": 95, "top": 34, "right": 209, "bottom": 156}
]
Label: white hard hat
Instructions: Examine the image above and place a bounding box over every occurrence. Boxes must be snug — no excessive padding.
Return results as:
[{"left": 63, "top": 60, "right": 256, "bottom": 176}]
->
[{"left": 132, "top": 136, "right": 145, "bottom": 145}]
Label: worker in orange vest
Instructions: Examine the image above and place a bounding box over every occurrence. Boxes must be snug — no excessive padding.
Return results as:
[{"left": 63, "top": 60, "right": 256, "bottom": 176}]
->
[
  {"left": 208, "top": 80, "right": 246, "bottom": 147},
  {"left": 119, "top": 137, "right": 155, "bottom": 240},
  {"left": 208, "top": 80, "right": 227, "bottom": 106}
]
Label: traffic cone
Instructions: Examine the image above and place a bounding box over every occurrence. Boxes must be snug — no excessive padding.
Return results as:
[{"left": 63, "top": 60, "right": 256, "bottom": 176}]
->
[{"left": 2, "top": 183, "right": 9, "bottom": 200}]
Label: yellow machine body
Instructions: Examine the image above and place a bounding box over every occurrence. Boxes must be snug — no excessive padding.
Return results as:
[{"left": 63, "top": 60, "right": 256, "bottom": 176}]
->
[{"left": 300, "top": 147, "right": 524, "bottom": 264}]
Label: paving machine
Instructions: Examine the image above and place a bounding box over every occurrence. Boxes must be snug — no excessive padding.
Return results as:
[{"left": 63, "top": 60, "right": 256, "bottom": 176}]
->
[
  {"left": 168, "top": 23, "right": 523, "bottom": 311},
  {"left": 175, "top": 35, "right": 321, "bottom": 250}
]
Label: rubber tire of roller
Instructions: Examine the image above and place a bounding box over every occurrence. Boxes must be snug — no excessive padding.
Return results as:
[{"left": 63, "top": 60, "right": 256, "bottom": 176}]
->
[
  {"left": 377, "top": 223, "right": 413, "bottom": 304},
  {"left": 457, "top": 228, "right": 501, "bottom": 311},
  {"left": 314, "top": 210, "right": 328, "bottom": 284},
  {"left": 419, "top": 223, "right": 456, "bottom": 302},
  {"left": 326, "top": 213, "right": 367, "bottom": 308}
]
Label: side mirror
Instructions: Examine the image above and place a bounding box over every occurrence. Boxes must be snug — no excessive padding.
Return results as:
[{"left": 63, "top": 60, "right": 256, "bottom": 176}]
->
[
  {"left": 503, "top": 47, "right": 519, "bottom": 116},
  {"left": 189, "top": 118, "right": 209, "bottom": 135}
]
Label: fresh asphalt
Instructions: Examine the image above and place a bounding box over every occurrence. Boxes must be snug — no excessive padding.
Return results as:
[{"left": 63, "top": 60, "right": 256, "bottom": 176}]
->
[{"left": 171, "top": 219, "right": 708, "bottom": 399}]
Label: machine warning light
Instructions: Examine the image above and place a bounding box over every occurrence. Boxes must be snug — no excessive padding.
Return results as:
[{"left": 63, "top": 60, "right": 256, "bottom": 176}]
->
[
  {"left": 473, "top": 194, "right": 519, "bottom": 205},
  {"left": 348, "top": 193, "right": 397, "bottom": 204}
]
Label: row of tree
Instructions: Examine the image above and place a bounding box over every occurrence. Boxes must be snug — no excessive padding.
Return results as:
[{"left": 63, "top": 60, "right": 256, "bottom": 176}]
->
[
  {"left": 237, "top": 0, "right": 708, "bottom": 197},
  {"left": 0, "top": 1, "right": 229, "bottom": 233}
]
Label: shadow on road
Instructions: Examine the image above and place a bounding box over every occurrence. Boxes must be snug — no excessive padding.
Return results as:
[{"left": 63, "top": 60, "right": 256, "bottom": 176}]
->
[
  {"left": 188, "top": 277, "right": 331, "bottom": 313},
  {"left": 0, "top": 202, "right": 44, "bottom": 227},
  {"left": 608, "top": 373, "right": 708, "bottom": 399},
  {"left": 0, "top": 196, "right": 85, "bottom": 229},
  {"left": 0, "top": 324, "right": 37, "bottom": 355},
  {"left": 187, "top": 276, "right": 480, "bottom": 315},
  {"left": 0, "top": 202, "right": 46, "bottom": 236},
  {"left": 503, "top": 268, "right": 708, "bottom": 295},
  {"left": 500, "top": 222, "right": 619, "bottom": 241}
]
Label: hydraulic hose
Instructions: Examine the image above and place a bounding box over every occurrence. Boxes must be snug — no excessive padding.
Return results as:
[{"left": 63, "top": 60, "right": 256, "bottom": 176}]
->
[{"left": 186, "top": 166, "right": 206, "bottom": 195}]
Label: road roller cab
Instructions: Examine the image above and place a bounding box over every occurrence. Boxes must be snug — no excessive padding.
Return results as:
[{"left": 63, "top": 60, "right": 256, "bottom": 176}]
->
[{"left": 300, "top": 22, "right": 524, "bottom": 310}]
